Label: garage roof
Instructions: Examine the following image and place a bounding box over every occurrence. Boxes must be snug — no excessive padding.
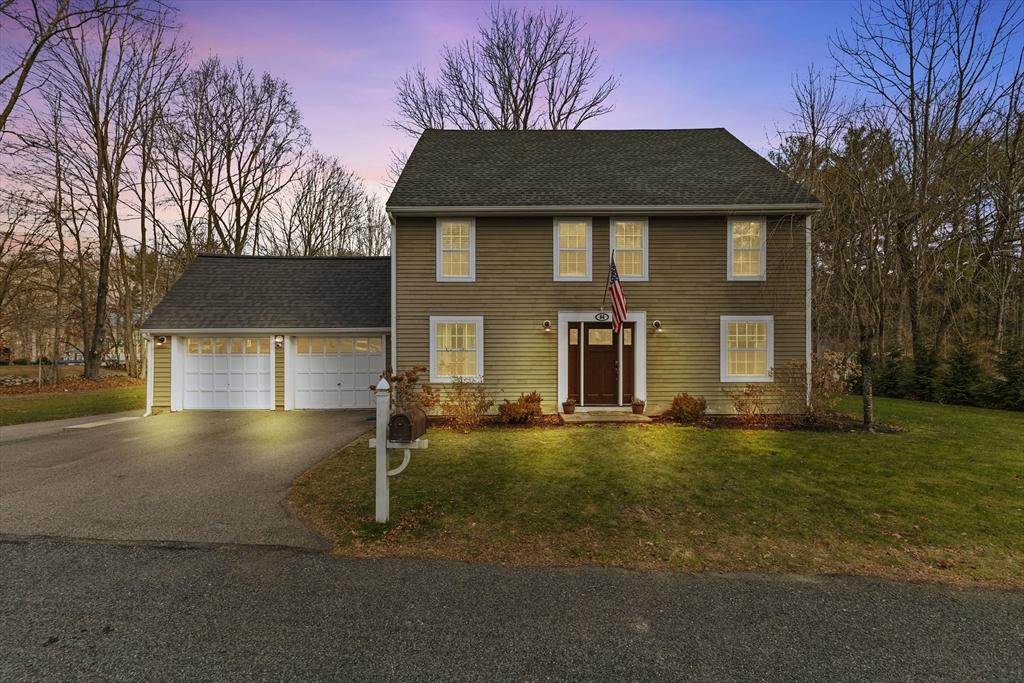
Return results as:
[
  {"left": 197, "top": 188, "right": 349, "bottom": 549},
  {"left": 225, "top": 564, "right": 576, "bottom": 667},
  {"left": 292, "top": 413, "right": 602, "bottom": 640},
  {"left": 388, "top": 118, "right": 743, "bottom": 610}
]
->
[
  {"left": 387, "top": 128, "right": 819, "bottom": 211},
  {"left": 142, "top": 255, "right": 390, "bottom": 331}
]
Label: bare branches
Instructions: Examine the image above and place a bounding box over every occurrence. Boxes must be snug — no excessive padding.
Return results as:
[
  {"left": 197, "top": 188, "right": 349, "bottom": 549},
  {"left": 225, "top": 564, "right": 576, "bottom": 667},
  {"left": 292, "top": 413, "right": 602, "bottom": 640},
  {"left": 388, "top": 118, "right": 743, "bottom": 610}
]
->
[
  {"left": 391, "top": 4, "right": 619, "bottom": 136},
  {"left": 163, "top": 57, "right": 310, "bottom": 255},
  {"left": 0, "top": 0, "right": 154, "bottom": 135}
]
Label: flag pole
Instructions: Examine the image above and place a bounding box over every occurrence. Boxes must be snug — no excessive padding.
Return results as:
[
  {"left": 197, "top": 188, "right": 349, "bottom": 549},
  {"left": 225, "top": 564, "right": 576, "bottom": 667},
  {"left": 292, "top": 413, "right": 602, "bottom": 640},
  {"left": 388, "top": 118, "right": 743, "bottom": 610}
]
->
[{"left": 601, "top": 249, "right": 613, "bottom": 311}]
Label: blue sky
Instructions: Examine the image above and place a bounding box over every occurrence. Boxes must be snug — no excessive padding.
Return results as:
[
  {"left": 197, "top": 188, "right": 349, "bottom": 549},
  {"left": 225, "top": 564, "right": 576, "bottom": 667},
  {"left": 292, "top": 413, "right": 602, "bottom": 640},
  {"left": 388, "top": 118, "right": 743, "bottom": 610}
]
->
[{"left": 178, "top": 0, "right": 857, "bottom": 195}]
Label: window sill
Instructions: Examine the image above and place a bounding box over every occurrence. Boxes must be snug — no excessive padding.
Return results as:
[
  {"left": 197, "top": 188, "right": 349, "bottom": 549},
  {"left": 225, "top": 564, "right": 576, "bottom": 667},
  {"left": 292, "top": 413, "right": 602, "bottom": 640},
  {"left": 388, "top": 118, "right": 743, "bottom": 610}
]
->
[
  {"left": 720, "top": 375, "right": 773, "bottom": 383},
  {"left": 429, "top": 375, "right": 484, "bottom": 384}
]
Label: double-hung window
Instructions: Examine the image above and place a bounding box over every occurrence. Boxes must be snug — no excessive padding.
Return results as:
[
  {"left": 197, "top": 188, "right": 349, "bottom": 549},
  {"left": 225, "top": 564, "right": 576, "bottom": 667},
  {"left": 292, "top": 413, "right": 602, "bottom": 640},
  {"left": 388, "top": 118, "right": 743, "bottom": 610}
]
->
[
  {"left": 554, "top": 218, "right": 592, "bottom": 281},
  {"left": 727, "top": 217, "right": 766, "bottom": 280},
  {"left": 429, "top": 316, "right": 484, "bottom": 383},
  {"left": 610, "top": 218, "right": 648, "bottom": 280},
  {"left": 436, "top": 218, "right": 475, "bottom": 281},
  {"left": 720, "top": 316, "right": 774, "bottom": 382}
]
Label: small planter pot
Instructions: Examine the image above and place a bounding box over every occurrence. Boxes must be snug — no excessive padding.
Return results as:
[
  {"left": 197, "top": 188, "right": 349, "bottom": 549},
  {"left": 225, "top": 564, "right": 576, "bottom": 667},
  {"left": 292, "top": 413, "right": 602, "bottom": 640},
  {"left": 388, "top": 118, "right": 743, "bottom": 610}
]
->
[
  {"left": 562, "top": 400, "right": 576, "bottom": 414},
  {"left": 631, "top": 400, "right": 646, "bottom": 415}
]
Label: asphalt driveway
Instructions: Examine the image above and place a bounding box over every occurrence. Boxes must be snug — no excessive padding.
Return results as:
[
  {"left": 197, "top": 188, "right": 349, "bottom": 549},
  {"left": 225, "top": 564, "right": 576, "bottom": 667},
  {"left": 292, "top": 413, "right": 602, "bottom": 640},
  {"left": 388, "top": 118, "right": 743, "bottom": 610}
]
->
[{"left": 0, "top": 410, "right": 372, "bottom": 548}]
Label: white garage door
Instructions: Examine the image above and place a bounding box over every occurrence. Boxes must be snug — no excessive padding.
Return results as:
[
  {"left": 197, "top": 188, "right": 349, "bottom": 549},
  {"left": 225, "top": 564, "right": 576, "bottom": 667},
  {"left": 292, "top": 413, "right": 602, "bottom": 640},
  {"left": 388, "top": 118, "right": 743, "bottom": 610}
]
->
[
  {"left": 293, "top": 335, "right": 385, "bottom": 409},
  {"left": 183, "top": 336, "right": 272, "bottom": 409}
]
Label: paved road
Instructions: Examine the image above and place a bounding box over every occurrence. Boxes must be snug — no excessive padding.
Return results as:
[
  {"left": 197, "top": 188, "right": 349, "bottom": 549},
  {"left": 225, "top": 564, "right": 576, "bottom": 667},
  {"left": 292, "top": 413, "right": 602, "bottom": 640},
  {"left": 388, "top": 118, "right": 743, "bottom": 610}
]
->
[
  {"left": 0, "top": 411, "right": 372, "bottom": 548},
  {"left": 1, "top": 539, "right": 1021, "bottom": 682}
]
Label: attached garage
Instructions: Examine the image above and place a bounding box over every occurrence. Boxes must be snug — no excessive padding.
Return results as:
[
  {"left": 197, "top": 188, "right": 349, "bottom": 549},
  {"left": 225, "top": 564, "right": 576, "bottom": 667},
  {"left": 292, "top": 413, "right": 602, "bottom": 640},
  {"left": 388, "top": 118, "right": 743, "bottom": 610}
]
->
[{"left": 141, "top": 254, "right": 390, "bottom": 413}]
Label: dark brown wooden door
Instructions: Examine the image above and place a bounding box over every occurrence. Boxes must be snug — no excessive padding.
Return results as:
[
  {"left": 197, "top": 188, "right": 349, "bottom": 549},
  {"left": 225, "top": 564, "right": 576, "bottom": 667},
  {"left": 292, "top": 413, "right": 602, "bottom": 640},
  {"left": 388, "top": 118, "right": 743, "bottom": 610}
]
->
[{"left": 583, "top": 323, "right": 617, "bottom": 405}]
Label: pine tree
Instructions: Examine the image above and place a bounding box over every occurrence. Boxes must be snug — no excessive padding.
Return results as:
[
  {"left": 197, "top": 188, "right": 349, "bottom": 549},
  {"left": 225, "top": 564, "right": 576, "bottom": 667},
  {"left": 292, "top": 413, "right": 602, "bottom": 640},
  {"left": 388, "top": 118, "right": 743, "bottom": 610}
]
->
[{"left": 939, "top": 344, "right": 981, "bottom": 406}]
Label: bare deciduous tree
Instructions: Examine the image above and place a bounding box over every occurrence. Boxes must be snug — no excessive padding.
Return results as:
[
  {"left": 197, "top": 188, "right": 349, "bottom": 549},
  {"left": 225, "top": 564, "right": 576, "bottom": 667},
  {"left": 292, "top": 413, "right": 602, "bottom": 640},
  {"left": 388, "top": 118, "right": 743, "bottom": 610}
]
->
[
  {"left": 30, "top": 6, "right": 183, "bottom": 377},
  {"left": 831, "top": 0, "right": 1024, "bottom": 355},
  {"left": 392, "top": 4, "right": 619, "bottom": 136},
  {"left": 265, "top": 153, "right": 365, "bottom": 256},
  {"left": 169, "top": 57, "right": 309, "bottom": 255},
  {"left": 0, "top": 0, "right": 146, "bottom": 135}
]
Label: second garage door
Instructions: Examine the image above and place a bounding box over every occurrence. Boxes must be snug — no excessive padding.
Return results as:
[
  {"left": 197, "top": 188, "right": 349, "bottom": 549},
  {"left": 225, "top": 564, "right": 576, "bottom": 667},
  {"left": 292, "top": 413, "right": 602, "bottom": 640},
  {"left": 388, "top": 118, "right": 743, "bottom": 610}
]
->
[{"left": 293, "top": 335, "right": 385, "bottom": 409}]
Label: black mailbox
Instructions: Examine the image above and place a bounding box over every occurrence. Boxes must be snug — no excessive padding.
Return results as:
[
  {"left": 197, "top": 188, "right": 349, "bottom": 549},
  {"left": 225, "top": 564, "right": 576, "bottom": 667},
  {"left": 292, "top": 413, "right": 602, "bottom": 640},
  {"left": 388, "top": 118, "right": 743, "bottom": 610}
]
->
[{"left": 388, "top": 405, "right": 427, "bottom": 442}]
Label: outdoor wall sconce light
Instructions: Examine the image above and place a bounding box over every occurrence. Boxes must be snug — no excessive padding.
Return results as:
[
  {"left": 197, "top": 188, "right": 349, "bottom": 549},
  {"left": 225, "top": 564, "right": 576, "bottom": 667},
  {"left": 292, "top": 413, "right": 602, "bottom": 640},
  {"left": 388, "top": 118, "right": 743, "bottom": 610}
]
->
[
  {"left": 652, "top": 320, "right": 663, "bottom": 332},
  {"left": 542, "top": 320, "right": 552, "bottom": 332},
  {"left": 274, "top": 335, "right": 285, "bottom": 348},
  {"left": 155, "top": 335, "right": 167, "bottom": 346}
]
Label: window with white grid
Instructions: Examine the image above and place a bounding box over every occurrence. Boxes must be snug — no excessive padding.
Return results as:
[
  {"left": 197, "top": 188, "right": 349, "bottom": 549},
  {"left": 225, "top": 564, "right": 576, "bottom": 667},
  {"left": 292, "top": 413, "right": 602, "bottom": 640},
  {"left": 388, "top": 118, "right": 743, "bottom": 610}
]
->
[
  {"left": 720, "top": 316, "right": 774, "bottom": 382},
  {"left": 611, "top": 218, "right": 648, "bottom": 280},
  {"left": 437, "top": 218, "right": 475, "bottom": 281},
  {"left": 554, "top": 219, "right": 591, "bottom": 280},
  {"left": 430, "top": 316, "right": 484, "bottom": 382},
  {"left": 728, "top": 217, "right": 766, "bottom": 280}
]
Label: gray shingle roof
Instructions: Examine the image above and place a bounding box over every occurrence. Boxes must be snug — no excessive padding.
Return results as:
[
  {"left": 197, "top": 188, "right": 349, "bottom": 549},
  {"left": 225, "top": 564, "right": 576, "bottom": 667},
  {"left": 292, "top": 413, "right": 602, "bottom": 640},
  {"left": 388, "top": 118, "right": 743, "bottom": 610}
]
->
[
  {"left": 142, "top": 255, "right": 390, "bottom": 331},
  {"left": 387, "top": 128, "right": 818, "bottom": 209}
]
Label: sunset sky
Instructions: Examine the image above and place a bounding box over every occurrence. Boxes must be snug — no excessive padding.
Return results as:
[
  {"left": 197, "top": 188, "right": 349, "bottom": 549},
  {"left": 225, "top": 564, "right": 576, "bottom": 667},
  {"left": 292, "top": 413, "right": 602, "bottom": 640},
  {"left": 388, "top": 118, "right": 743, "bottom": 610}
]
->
[{"left": 178, "top": 0, "right": 856, "bottom": 197}]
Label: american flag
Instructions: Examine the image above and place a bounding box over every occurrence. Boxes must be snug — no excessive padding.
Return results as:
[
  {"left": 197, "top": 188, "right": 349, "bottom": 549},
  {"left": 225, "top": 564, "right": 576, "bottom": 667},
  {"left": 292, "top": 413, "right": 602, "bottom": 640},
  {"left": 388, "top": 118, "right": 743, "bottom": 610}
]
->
[{"left": 608, "top": 253, "right": 628, "bottom": 333}]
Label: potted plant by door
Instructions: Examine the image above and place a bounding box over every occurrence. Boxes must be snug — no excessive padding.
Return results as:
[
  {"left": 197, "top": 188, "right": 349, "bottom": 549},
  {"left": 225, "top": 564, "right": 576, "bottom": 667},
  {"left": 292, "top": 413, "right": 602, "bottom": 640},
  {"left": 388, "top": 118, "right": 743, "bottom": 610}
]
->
[
  {"left": 631, "top": 398, "right": 646, "bottom": 415},
  {"left": 561, "top": 398, "right": 576, "bottom": 414}
]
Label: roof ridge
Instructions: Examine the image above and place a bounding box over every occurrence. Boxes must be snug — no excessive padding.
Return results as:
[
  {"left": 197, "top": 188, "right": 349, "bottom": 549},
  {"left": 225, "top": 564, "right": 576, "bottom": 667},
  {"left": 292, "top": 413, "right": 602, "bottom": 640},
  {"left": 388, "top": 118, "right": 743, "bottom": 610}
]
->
[
  {"left": 422, "top": 127, "right": 728, "bottom": 133},
  {"left": 196, "top": 253, "right": 390, "bottom": 260}
]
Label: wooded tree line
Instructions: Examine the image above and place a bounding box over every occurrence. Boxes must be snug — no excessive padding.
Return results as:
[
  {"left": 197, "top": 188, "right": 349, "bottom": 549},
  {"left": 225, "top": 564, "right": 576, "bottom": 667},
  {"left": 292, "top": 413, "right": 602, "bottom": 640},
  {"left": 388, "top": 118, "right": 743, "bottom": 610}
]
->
[
  {"left": 0, "top": 0, "right": 390, "bottom": 379},
  {"left": 2, "top": 0, "right": 1020, "bottom": 419},
  {"left": 773, "top": 0, "right": 1024, "bottom": 420}
]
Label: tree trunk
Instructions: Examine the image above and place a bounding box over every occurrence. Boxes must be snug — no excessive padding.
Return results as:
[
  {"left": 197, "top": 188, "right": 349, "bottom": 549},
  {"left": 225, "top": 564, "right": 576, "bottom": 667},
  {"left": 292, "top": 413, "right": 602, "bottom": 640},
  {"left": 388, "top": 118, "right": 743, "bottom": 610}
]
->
[{"left": 859, "top": 323, "right": 874, "bottom": 429}]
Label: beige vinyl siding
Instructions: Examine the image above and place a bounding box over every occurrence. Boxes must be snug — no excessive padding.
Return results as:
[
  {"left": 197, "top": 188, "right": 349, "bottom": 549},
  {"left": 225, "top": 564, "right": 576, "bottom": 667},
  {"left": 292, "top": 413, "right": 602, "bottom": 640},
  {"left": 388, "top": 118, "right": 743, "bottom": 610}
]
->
[
  {"left": 152, "top": 341, "right": 171, "bottom": 409},
  {"left": 395, "top": 215, "right": 808, "bottom": 414},
  {"left": 275, "top": 344, "right": 284, "bottom": 409}
]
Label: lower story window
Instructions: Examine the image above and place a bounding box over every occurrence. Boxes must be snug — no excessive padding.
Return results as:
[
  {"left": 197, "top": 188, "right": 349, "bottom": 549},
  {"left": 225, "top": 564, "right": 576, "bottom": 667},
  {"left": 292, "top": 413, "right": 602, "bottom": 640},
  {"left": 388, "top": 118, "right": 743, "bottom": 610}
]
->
[
  {"left": 720, "top": 316, "right": 774, "bottom": 382},
  {"left": 429, "top": 316, "right": 484, "bottom": 383}
]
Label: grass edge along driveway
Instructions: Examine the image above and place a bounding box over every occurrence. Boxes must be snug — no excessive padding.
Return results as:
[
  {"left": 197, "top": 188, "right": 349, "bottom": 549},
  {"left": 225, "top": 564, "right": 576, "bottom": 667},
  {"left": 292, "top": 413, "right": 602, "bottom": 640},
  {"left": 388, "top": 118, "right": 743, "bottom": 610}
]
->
[
  {"left": 0, "top": 384, "right": 146, "bottom": 426},
  {"left": 291, "top": 397, "right": 1024, "bottom": 589}
]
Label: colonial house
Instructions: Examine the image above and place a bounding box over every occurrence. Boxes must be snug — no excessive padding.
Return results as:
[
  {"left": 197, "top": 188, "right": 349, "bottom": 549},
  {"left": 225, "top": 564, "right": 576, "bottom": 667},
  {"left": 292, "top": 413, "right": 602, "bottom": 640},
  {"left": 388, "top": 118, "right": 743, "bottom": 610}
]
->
[{"left": 142, "top": 128, "right": 818, "bottom": 414}]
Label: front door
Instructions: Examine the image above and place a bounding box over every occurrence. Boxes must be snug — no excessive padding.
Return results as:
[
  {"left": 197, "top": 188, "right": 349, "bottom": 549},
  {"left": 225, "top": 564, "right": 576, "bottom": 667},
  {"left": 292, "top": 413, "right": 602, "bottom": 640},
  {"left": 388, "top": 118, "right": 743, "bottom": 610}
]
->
[{"left": 583, "top": 323, "right": 617, "bottom": 405}]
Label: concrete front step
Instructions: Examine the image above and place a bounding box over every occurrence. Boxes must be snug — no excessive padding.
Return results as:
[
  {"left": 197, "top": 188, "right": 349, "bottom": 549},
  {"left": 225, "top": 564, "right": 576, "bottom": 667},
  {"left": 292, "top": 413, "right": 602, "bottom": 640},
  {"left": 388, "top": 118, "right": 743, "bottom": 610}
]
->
[{"left": 561, "top": 411, "right": 652, "bottom": 424}]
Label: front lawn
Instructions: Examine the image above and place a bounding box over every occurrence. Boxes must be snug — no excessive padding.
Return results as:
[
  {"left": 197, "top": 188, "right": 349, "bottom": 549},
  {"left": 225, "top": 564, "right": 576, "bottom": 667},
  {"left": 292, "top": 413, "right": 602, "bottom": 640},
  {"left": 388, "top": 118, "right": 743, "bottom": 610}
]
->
[
  {"left": 0, "top": 384, "right": 146, "bottom": 426},
  {"left": 291, "top": 397, "right": 1024, "bottom": 588}
]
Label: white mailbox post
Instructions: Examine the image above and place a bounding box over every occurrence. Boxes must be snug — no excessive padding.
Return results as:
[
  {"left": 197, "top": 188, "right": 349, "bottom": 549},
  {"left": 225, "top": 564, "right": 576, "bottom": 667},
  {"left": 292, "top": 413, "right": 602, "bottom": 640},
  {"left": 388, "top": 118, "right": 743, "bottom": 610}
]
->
[{"left": 369, "top": 377, "right": 427, "bottom": 523}]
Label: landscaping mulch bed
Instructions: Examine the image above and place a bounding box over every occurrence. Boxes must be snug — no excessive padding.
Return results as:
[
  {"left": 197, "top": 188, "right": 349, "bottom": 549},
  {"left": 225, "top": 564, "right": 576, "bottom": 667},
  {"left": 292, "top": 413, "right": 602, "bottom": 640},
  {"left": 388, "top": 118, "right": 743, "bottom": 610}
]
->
[
  {"left": 0, "top": 375, "right": 143, "bottom": 396},
  {"left": 427, "top": 413, "right": 565, "bottom": 430},
  {"left": 423, "top": 412, "right": 900, "bottom": 433},
  {"left": 650, "top": 412, "right": 903, "bottom": 432}
]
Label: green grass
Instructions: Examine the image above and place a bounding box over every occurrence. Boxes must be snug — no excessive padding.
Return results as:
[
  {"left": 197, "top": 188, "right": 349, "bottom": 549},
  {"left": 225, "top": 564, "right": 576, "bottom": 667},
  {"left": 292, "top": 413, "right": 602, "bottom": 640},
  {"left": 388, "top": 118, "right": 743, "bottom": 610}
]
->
[
  {"left": 0, "top": 384, "right": 146, "bottom": 426},
  {"left": 291, "top": 397, "right": 1024, "bottom": 587}
]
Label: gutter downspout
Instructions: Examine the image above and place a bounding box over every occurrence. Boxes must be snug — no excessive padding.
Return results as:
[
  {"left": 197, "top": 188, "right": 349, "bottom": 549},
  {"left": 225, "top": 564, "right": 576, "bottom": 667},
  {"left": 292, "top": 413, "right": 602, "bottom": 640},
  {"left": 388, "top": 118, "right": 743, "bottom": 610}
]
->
[
  {"left": 805, "top": 214, "right": 813, "bottom": 409},
  {"left": 387, "top": 210, "right": 397, "bottom": 374},
  {"left": 144, "top": 333, "right": 154, "bottom": 417}
]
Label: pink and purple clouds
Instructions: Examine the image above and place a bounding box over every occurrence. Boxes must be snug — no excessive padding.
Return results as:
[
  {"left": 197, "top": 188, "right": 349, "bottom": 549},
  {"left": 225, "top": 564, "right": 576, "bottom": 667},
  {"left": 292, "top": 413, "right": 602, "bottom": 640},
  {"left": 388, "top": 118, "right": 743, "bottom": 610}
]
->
[{"left": 178, "top": 0, "right": 854, "bottom": 197}]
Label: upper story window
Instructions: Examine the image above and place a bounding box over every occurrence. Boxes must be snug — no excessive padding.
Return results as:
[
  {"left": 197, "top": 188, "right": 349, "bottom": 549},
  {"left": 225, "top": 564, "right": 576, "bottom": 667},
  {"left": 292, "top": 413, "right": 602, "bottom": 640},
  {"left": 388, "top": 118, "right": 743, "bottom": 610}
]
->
[
  {"left": 436, "top": 218, "right": 475, "bottom": 281},
  {"left": 553, "top": 218, "right": 592, "bottom": 281},
  {"left": 610, "top": 218, "right": 648, "bottom": 280},
  {"left": 429, "top": 316, "right": 484, "bottom": 383},
  {"left": 720, "top": 316, "right": 774, "bottom": 382},
  {"left": 727, "top": 217, "right": 766, "bottom": 281}
]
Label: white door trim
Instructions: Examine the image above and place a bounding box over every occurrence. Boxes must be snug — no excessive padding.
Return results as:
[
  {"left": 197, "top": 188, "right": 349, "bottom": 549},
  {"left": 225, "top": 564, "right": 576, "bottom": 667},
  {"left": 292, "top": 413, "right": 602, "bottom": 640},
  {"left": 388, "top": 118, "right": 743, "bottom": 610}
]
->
[
  {"left": 284, "top": 335, "right": 296, "bottom": 410},
  {"left": 170, "top": 335, "right": 184, "bottom": 412},
  {"left": 557, "top": 310, "right": 646, "bottom": 407},
  {"left": 145, "top": 335, "right": 154, "bottom": 416},
  {"left": 268, "top": 336, "right": 276, "bottom": 410}
]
